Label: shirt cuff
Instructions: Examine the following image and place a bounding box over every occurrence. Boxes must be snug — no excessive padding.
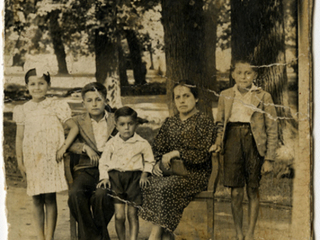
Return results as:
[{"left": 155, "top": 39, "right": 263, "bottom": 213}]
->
[
  {"left": 144, "top": 164, "right": 154, "bottom": 173},
  {"left": 99, "top": 172, "right": 109, "bottom": 180}
]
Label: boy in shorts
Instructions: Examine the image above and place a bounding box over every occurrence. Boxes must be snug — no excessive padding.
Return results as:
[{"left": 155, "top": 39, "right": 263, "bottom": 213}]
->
[
  {"left": 97, "top": 106, "right": 155, "bottom": 240},
  {"left": 210, "top": 59, "right": 278, "bottom": 240}
]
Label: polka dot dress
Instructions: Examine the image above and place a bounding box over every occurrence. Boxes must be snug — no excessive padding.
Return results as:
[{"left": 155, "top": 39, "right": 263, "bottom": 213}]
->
[{"left": 139, "top": 112, "right": 216, "bottom": 232}]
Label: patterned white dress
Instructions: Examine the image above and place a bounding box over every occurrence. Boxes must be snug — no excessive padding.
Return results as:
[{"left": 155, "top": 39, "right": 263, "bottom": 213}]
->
[{"left": 13, "top": 98, "right": 71, "bottom": 196}]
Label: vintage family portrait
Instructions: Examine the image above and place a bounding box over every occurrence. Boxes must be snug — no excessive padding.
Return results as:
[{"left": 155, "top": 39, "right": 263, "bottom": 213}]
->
[{"left": 2, "top": 0, "right": 312, "bottom": 239}]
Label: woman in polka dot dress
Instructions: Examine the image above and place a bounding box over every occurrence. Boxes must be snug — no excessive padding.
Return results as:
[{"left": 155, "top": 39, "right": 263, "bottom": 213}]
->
[{"left": 139, "top": 80, "right": 217, "bottom": 240}]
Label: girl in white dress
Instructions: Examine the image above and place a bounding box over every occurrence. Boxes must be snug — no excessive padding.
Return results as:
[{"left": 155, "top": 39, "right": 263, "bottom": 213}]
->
[{"left": 13, "top": 68, "right": 79, "bottom": 240}]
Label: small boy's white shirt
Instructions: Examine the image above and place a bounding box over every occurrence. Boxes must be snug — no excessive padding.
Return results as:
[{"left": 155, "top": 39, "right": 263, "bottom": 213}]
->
[
  {"left": 229, "top": 83, "right": 260, "bottom": 123},
  {"left": 99, "top": 132, "right": 155, "bottom": 180}
]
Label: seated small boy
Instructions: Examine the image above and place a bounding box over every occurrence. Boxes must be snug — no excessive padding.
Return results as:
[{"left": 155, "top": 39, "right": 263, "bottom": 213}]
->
[
  {"left": 210, "top": 59, "right": 278, "bottom": 240},
  {"left": 97, "top": 106, "right": 156, "bottom": 240}
]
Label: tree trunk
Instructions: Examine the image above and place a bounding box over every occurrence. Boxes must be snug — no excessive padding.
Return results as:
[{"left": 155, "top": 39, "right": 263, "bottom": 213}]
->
[
  {"left": 147, "top": 43, "right": 154, "bottom": 70},
  {"left": 231, "top": 0, "right": 296, "bottom": 142},
  {"left": 203, "top": 1, "right": 220, "bottom": 105},
  {"left": 125, "top": 30, "right": 147, "bottom": 85},
  {"left": 117, "top": 34, "right": 129, "bottom": 86},
  {"left": 49, "top": 10, "right": 68, "bottom": 74},
  {"left": 161, "top": 0, "right": 218, "bottom": 117},
  {"left": 95, "top": 28, "right": 117, "bottom": 83}
]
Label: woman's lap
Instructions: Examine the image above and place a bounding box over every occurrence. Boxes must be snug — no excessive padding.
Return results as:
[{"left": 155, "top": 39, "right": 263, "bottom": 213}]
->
[{"left": 139, "top": 174, "right": 207, "bottom": 231}]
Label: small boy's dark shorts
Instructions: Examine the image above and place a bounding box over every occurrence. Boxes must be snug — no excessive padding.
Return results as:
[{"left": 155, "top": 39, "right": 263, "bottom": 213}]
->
[
  {"left": 108, "top": 170, "right": 142, "bottom": 205},
  {"left": 223, "top": 122, "right": 264, "bottom": 188}
]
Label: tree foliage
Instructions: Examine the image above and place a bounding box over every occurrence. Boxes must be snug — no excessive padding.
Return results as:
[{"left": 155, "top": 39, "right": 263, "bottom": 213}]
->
[{"left": 5, "top": 0, "right": 164, "bottom": 81}]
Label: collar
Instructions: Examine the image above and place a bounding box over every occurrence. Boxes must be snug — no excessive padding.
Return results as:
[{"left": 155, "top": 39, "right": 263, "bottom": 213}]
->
[
  {"left": 90, "top": 111, "right": 109, "bottom": 123},
  {"left": 233, "top": 83, "right": 260, "bottom": 95},
  {"left": 115, "top": 132, "right": 142, "bottom": 143},
  {"left": 27, "top": 97, "right": 53, "bottom": 110}
]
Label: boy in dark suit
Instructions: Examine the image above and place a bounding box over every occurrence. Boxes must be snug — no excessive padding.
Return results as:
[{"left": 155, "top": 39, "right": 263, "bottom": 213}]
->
[{"left": 68, "top": 82, "right": 116, "bottom": 240}]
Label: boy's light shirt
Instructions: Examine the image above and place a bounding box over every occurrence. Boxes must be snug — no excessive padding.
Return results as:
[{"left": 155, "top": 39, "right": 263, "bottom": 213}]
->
[
  {"left": 90, "top": 111, "right": 109, "bottom": 152},
  {"left": 99, "top": 132, "right": 155, "bottom": 180},
  {"left": 229, "top": 83, "right": 260, "bottom": 123}
]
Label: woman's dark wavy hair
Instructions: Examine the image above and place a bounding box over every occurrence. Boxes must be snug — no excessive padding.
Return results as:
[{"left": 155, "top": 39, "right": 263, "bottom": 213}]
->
[
  {"left": 173, "top": 80, "right": 199, "bottom": 99},
  {"left": 25, "top": 68, "right": 51, "bottom": 84}
]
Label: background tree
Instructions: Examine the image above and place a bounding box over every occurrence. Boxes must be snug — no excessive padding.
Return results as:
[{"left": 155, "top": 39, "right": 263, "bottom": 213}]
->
[
  {"left": 125, "top": 29, "right": 147, "bottom": 85},
  {"left": 230, "top": 0, "right": 297, "bottom": 142},
  {"left": 161, "top": 0, "right": 220, "bottom": 117},
  {"left": 30, "top": 1, "right": 69, "bottom": 74}
]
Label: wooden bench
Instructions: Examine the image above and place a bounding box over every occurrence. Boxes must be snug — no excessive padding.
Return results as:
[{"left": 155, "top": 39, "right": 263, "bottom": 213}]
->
[
  {"left": 64, "top": 101, "right": 220, "bottom": 240},
  {"left": 64, "top": 153, "right": 80, "bottom": 240},
  {"left": 193, "top": 153, "right": 220, "bottom": 240},
  {"left": 64, "top": 152, "right": 220, "bottom": 240}
]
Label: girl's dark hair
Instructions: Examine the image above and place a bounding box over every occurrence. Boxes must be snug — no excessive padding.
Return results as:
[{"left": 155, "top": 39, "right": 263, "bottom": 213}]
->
[
  {"left": 114, "top": 106, "right": 138, "bottom": 122},
  {"left": 81, "top": 82, "right": 107, "bottom": 99},
  {"left": 173, "top": 80, "right": 198, "bottom": 99},
  {"left": 25, "top": 68, "right": 51, "bottom": 84}
]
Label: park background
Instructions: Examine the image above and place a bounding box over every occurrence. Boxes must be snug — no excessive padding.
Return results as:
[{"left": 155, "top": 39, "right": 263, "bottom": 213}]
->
[{"left": 3, "top": 0, "right": 302, "bottom": 239}]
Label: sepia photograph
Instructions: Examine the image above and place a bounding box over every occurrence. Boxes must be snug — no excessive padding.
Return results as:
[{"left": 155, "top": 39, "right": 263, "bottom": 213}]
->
[{"left": 2, "top": 0, "right": 312, "bottom": 239}]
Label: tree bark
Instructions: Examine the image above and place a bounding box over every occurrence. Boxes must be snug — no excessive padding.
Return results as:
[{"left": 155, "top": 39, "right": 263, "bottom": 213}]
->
[
  {"left": 231, "top": 0, "right": 296, "bottom": 142},
  {"left": 94, "top": 28, "right": 117, "bottom": 84},
  {"left": 117, "top": 34, "right": 129, "bottom": 86},
  {"left": 161, "top": 0, "right": 218, "bottom": 117},
  {"left": 49, "top": 10, "right": 68, "bottom": 74},
  {"left": 147, "top": 43, "right": 154, "bottom": 70},
  {"left": 125, "top": 30, "right": 147, "bottom": 85}
]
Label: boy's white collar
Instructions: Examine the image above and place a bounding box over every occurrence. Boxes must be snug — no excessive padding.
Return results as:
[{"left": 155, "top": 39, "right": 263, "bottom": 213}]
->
[
  {"left": 90, "top": 110, "right": 109, "bottom": 122},
  {"left": 115, "top": 132, "right": 141, "bottom": 143},
  {"left": 233, "top": 83, "right": 260, "bottom": 93}
]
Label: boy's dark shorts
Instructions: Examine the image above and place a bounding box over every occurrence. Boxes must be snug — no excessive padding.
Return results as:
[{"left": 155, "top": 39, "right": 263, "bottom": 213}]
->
[
  {"left": 223, "top": 122, "right": 264, "bottom": 188},
  {"left": 108, "top": 170, "right": 142, "bottom": 205}
]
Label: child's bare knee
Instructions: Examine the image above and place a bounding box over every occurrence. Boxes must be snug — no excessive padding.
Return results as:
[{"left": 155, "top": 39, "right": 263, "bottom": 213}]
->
[
  {"left": 115, "top": 211, "right": 126, "bottom": 223},
  {"left": 231, "top": 188, "right": 244, "bottom": 199},
  {"left": 246, "top": 187, "right": 259, "bottom": 199},
  {"left": 127, "top": 206, "right": 138, "bottom": 221}
]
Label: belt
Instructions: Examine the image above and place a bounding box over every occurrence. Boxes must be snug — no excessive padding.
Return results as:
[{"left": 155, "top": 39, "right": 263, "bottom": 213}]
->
[{"left": 227, "top": 122, "right": 250, "bottom": 128}]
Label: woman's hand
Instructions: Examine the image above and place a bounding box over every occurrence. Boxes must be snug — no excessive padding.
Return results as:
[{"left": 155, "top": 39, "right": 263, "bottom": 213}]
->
[
  {"left": 97, "top": 178, "right": 111, "bottom": 189},
  {"left": 161, "top": 153, "right": 171, "bottom": 170},
  {"left": 140, "top": 172, "right": 150, "bottom": 188},
  {"left": 261, "top": 160, "right": 274, "bottom": 175},
  {"left": 161, "top": 150, "right": 180, "bottom": 170},
  {"left": 152, "top": 162, "right": 163, "bottom": 177},
  {"left": 209, "top": 144, "right": 221, "bottom": 153},
  {"left": 83, "top": 145, "right": 100, "bottom": 166}
]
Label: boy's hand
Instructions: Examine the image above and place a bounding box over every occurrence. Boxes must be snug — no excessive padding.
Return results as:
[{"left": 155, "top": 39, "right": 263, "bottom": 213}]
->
[
  {"left": 56, "top": 146, "right": 67, "bottom": 163},
  {"left": 261, "top": 160, "right": 274, "bottom": 175},
  {"left": 84, "top": 145, "right": 100, "bottom": 166},
  {"left": 97, "top": 178, "right": 111, "bottom": 189},
  {"left": 152, "top": 162, "right": 163, "bottom": 177},
  {"left": 140, "top": 174, "right": 150, "bottom": 188},
  {"left": 18, "top": 163, "right": 26, "bottom": 182},
  {"left": 209, "top": 144, "right": 221, "bottom": 153}
]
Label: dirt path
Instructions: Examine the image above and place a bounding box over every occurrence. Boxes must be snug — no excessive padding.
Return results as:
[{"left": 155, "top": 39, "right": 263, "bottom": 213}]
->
[{"left": 5, "top": 182, "right": 291, "bottom": 240}]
